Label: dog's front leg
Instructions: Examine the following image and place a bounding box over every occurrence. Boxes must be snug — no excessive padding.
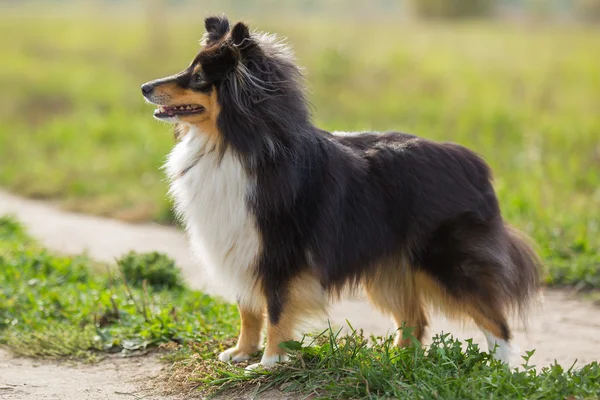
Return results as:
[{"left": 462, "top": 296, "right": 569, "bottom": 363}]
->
[
  {"left": 219, "top": 304, "right": 264, "bottom": 363},
  {"left": 245, "top": 289, "right": 293, "bottom": 371},
  {"left": 243, "top": 271, "right": 326, "bottom": 371}
]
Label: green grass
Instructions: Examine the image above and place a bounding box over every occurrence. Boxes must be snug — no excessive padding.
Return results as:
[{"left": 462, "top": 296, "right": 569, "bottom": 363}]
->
[
  {"left": 2, "top": 215, "right": 599, "bottom": 399},
  {"left": 202, "top": 329, "right": 600, "bottom": 400},
  {"left": 0, "top": 215, "right": 238, "bottom": 358},
  {"left": 0, "top": 13, "right": 599, "bottom": 287}
]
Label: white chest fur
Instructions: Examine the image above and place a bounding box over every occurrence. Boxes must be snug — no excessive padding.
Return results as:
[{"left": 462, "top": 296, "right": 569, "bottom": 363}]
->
[{"left": 164, "top": 127, "right": 263, "bottom": 311}]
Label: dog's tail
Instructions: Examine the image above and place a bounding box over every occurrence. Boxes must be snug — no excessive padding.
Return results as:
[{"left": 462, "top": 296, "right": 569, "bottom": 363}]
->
[{"left": 503, "top": 224, "right": 543, "bottom": 315}]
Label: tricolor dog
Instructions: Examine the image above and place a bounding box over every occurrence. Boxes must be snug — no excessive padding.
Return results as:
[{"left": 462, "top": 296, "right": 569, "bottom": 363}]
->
[{"left": 141, "top": 16, "right": 541, "bottom": 369}]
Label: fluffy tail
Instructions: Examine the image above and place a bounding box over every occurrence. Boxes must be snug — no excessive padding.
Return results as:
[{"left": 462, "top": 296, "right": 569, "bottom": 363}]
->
[{"left": 504, "top": 224, "right": 543, "bottom": 314}]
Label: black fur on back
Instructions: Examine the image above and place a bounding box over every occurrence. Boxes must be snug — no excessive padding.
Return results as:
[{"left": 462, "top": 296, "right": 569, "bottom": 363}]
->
[{"left": 193, "top": 16, "right": 541, "bottom": 325}]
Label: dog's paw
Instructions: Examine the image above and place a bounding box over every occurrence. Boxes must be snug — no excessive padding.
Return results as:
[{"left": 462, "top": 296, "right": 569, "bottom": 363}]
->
[
  {"left": 244, "top": 353, "right": 290, "bottom": 374},
  {"left": 218, "top": 347, "right": 255, "bottom": 363}
]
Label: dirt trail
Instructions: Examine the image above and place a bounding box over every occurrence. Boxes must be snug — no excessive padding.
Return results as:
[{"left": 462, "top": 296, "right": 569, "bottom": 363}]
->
[
  {"left": 0, "top": 350, "right": 175, "bottom": 400},
  {"left": 1, "top": 191, "right": 599, "bottom": 399}
]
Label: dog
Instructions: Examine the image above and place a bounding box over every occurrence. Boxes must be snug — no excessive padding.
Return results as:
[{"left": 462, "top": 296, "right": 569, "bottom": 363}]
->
[{"left": 141, "top": 16, "right": 541, "bottom": 370}]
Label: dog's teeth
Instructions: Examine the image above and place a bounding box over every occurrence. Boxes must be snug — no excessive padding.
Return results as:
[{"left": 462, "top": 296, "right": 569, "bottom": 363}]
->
[{"left": 186, "top": 105, "right": 191, "bottom": 110}]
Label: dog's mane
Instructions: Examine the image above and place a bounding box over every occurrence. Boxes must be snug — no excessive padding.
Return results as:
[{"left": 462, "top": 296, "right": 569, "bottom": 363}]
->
[{"left": 199, "top": 18, "right": 315, "bottom": 168}]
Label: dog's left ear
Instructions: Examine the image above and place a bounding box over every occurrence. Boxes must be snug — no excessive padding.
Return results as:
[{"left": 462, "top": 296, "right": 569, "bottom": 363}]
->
[{"left": 231, "top": 22, "right": 256, "bottom": 54}]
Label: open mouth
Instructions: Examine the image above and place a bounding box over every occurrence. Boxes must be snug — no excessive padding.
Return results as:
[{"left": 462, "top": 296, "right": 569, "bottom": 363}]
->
[{"left": 154, "top": 104, "right": 205, "bottom": 119}]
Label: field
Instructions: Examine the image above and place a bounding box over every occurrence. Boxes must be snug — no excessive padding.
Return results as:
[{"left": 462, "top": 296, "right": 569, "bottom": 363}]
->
[
  {"left": 0, "top": 6, "right": 600, "bottom": 397},
  {"left": 2, "top": 215, "right": 599, "bottom": 399},
  {"left": 1, "top": 11, "right": 599, "bottom": 288}
]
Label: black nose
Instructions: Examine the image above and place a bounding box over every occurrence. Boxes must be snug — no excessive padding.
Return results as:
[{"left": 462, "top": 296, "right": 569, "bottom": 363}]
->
[{"left": 141, "top": 83, "right": 154, "bottom": 95}]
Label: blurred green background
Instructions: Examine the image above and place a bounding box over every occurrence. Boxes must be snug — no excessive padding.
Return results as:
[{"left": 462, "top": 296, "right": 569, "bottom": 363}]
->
[{"left": 0, "top": 0, "right": 598, "bottom": 288}]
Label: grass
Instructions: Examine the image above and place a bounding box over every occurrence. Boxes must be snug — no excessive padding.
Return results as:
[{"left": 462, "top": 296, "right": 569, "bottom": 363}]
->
[
  {"left": 2, "top": 215, "right": 600, "bottom": 399},
  {"left": 0, "top": 13, "right": 599, "bottom": 272},
  {"left": 199, "top": 329, "right": 600, "bottom": 400},
  {"left": 0, "top": 215, "right": 238, "bottom": 359}
]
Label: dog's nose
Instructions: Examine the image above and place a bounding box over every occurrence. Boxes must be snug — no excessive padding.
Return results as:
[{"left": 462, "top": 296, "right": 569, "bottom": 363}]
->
[{"left": 141, "top": 83, "right": 154, "bottom": 95}]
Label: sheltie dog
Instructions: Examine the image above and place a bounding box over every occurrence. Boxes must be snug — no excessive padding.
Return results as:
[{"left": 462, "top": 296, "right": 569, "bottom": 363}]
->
[{"left": 142, "top": 16, "right": 541, "bottom": 369}]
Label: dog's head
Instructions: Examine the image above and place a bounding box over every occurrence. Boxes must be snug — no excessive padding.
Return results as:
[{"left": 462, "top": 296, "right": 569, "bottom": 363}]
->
[
  {"left": 142, "top": 15, "right": 307, "bottom": 155},
  {"left": 140, "top": 17, "right": 240, "bottom": 135}
]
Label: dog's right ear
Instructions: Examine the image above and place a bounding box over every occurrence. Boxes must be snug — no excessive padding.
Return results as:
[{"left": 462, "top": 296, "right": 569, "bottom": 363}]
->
[{"left": 203, "top": 16, "right": 230, "bottom": 46}]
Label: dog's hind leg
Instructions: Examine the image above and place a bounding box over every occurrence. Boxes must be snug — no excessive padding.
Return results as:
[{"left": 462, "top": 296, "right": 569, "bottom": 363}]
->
[
  {"left": 468, "top": 303, "right": 513, "bottom": 363},
  {"left": 419, "top": 271, "right": 514, "bottom": 363},
  {"left": 414, "top": 269, "right": 514, "bottom": 363},
  {"left": 421, "top": 273, "right": 514, "bottom": 363},
  {"left": 391, "top": 298, "right": 428, "bottom": 347},
  {"left": 364, "top": 267, "right": 428, "bottom": 347}
]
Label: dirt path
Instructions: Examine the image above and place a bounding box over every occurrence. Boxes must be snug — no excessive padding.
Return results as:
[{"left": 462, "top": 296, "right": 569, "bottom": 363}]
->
[
  {"left": 1, "top": 191, "right": 600, "bottom": 399},
  {"left": 0, "top": 350, "right": 176, "bottom": 400}
]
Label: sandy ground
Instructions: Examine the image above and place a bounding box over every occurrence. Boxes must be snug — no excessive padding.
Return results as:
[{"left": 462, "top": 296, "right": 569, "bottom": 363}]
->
[
  {"left": 0, "top": 350, "right": 175, "bottom": 400},
  {"left": 1, "top": 190, "right": 599, "bottom": 399}
]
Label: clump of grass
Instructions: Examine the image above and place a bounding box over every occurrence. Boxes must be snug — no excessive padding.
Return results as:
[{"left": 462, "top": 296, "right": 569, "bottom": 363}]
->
[
  {"left": 171, "top": 326, "right": 600, "bottom": 400},
  {"left": 0, "top": 215, "right": 238, "bottom": 358},
  {"left": 118, "top": 251, "right": 185, "bottom": 291}
]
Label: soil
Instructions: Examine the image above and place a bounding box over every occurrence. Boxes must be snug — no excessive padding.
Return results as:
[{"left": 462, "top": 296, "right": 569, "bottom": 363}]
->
[
  {"left": 0, "top": 350, "right": 173, "bottom": 400},
  {"left": 1, "top": 190, "right": 599, "bottom": 399}
]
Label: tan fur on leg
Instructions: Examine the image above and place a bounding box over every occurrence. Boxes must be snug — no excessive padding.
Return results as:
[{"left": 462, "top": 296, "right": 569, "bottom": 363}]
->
[
  {"left": 219, "top": 305, "right": 264, "bottom": 362},
  {"left": 247, "top": 271, "right": 327, "bottom": 370},
  {"left": 469, "top": 306, "right": 510, "bottom": 340},
  {"left": 364, "top": 263, "right": 428, "bottom": 347},
  {"left": 391, "top": 302, "right": 428, "bottom": 347}
]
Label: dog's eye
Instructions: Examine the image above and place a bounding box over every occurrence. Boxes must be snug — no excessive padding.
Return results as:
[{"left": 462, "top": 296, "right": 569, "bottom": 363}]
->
[
  {"left": 191, "top": 73, "right": 212, "bottom": 93},
  {"left": 193, "top": 73, "right": 205, "bottom": 84}
]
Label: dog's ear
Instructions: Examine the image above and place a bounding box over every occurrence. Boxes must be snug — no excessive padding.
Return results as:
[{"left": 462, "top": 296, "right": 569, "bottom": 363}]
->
[
  {"left": 231, "top": 22, "right": 250, "bottom": 47},
  {"left": 204, "top": 16, "right": 230, "bottom": 46},
  {"left": 199, "top": 20, "right": 255, "bottom": 76},
  {"left": 230, "top": 21, "right": 258, "bottom": 59}
]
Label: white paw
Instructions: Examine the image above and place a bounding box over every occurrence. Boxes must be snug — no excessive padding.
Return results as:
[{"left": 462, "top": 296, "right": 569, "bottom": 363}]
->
[
  {"left": 482, "top": 329, "right": 513, "bottom": 365},
  {"left": 244, "top": 362, "right": 267, "bottom": 373},
  {"left": 492, "top": 341, "right": 513, "bottom": 365},
  {"left": 218, "top": 347, "right": 254, "bottom": 362},
  {"left": 244, "top": 353, "right": 290, "bottom": 374}
]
